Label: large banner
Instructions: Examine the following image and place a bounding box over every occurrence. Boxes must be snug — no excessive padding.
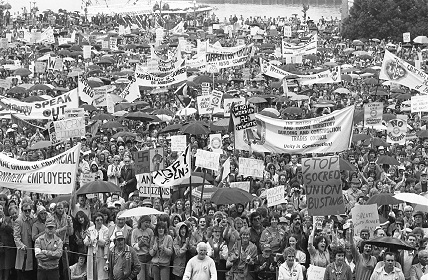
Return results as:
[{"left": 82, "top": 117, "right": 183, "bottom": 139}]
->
[
  {"left": 206, "top": 44, "right": 253, "bottom": 69},
  {"left": 0, "top": 144, "right": 80, "bottom": 194},
  {"left": 302, "top": 156, "right": 345, "bottom": 216},
  {"left": 149, "top": 46, "right": 183, "bottom": 73},
  {"left": 260, "top": 58, "right": 295, "bottom": 79},
  {"left": 282, "top": 34, "right": 317, "bottom": 56},
  {"left": 380, "top": 50, "right": 428, "bottom": 93},
  {"left": 78, "top": 77, "right": 95, "bottom": 104},
  {"left": 0, "top": 88, "right": 79, "bottom": 120},
  {"left": 235, "top": 106, "right": 355, "bottom": 154},
  {"left": 135, "top": 66, "right": 187, "bottom": 87},
  {"left": 152, "top": 145, "right": 190, "bottom": 187},
  {"left": 297, "top": 66, "right": 341, "bottom": 85}
]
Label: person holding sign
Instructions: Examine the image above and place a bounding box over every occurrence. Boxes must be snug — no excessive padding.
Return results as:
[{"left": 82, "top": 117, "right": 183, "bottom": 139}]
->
[
  {"left": 349, "top": 222, "right": 377, "bottom": 280},
  {"left": 323, "top": 246, "right": 353, "bottom": 280}
]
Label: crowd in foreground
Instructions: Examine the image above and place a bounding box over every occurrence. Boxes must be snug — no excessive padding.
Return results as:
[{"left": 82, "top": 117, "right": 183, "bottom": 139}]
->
[{"left": 2, "top": 3, "right": 428, "bottom": 280}]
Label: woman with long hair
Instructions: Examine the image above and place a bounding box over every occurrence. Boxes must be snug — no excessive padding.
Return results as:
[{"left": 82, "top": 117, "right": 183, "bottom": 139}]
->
[
  {"left": 131, "top": 215, "right": 153, "bottom": 280},
  {"left": 149, "top": 221, "right": 173, "bottom": 280},
  {"left": 208, "top": 225, "right": 228, "bottom": 280},
  {"left": 107, "top": 155, "right": 121, "bottom": 185},
  {"left": 260, "top": 212, "right": 284, "bottom": 255},
  {"left": 70, "top": 211, "right": 90, "bottom": 265},
  {"left": 172, "top": 222, "right": 190, "bottom": 280},
  {"left": 0, "top": 203, "right": 15, "bottom": 280},
  {"left": 323, "top": 247, "right": 353, "bottom": 280},
  {"left": 308, "top": 226, "right": 330, "bottom": 268},
  {"left": 227, "top": 228, "right": 258, "bottom": 280},
  {"left": 284, "top": 235, "right": 306, "bottom": 265}
]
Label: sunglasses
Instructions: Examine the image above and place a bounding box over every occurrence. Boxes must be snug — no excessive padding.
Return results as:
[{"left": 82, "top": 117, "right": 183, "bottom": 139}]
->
[{"left": 23, "top": 209, "right": 31, "bottom": 213}]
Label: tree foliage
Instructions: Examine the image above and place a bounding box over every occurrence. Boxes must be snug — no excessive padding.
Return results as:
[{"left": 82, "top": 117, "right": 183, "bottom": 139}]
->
[{"left": 341, "top": 0, "right": 428, "bottom": 41}]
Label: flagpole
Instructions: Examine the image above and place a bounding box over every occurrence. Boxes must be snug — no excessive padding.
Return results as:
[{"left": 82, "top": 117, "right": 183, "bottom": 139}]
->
[{"left": 189, "top": 150, "right": 193, "bottom": 218}]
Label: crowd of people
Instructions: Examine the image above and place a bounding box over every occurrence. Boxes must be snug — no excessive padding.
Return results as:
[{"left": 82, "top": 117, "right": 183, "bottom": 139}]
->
[{"left": 1, "top": 3, "right": 428, "bottom": 280}]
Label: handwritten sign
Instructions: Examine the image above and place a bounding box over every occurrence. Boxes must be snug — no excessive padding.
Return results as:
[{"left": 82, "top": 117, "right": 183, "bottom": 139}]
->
[
  {"left": 223, "top": 97, "right": 245, "bottom": 117},
  {"left": 53, "top": 117, "right": 85, "bottom": 141},
  {"left": 197, "top": 95, "right": 212, "bottom": 115},
  {"left": 302, "top": 156, "right": 345, "bottom": 216},
  {"left": 266, "top": 185, "right": 285, "bottom": 207},
  {"left": 171, "top": 135, "right": 187, "bottom": 152},
  {"left": 195, "top": 149, "right": 220, "bottom": 171},
  {"left": 210, "top": 90, "right": 223, "bottom": 109},
  {"left": 387, "top": 119, "right": 407, "bottom": 145},
  {"left": 230, "top": 181, "right": 250, "bottom": 192},
  {"left": 64, "top": 108, "right": 84, "bottom": 119},
  {"left": 137, "top": 173, "right": 171, "bottom": 198},
  {"left": 232, "top": 104, "right": 257, "bottom": 130},
  {"left": 351, "top": 204, "right": 380, "bottom": 237},
  {"left": 364, "top": 102, "right": 383, "bottom": 127},
  {"left": 411, "top": 95, "right": 428, "bottom": 113},
  {"left": 80, "top": 173, "right": 96, "bottom": 186},
  {"left": 238, "top": 158, "right": 264, "bottom": 178},
  {"left": 152, "top": 146, "right": 190, "bottom": 187},
  {"left": 134, "top": 150, "right": 150, "bottom": 175},
  {"left": 307, "top": 265, "right": 326, "bottom": 280}
]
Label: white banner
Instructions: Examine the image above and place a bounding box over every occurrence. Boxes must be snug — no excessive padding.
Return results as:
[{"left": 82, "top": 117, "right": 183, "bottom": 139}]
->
[
  {"left": 152, "top": 146, "right": 190, "bottom": 187},
  {"left": 380, "top": 50, "right": 428, "bottom": 93},
  {"left": 195, "top": 149, "right": 220, "bottom": 171},
  {"left": 185, "top": 55, "right": 207, "bottom": 70},
  {"left": 0, "top": 88, "right": 79, "bottom": 120},
  {"left": 235, "top": 106, "right": 355, "bottom": 154},
  {"left": 0, "top": 144, "right": 80, "bottom": 194},
  {"left": 387, "top": 119, "right": 407, "bottom": 145},
  {"left": 78, "top": 77, "right": 95, "bottom": 104},
  {"left": 135, "top": 66, "right": 187, "bottom": 87},
  {"left": 267, "top": 185, "right": 285, "bottom": 207},
  {"left": 238, "top": 158, "right": 264, "bottom": 178},
  {"left": 120, "top": 79, "right": 140, "bottom": 102},
  {"left": 54, "top": 117, "right": 85, "bottom": 141},
  {"left": 297, "top": 66, "right": 341, "bottom": 85},
  {"left": 364, "top": 102, "right": 383, "bottom": 127},
  {"left": 206, "top": 44, "right": 253, "bottom": 69},
  {"left": 411, "top": 95, "right": 428, "bottom": 113},
  {"left": 282, "top": 34, "right": 317, "bottom": 56},
  {"left": 260, "top": 58, "right": 298, "bottom": 79}
]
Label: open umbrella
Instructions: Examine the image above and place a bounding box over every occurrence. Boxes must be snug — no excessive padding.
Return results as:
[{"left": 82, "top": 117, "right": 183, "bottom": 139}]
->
[
  {"left": 366, "top": 236, "right": 414, "bottom": 251},
  {"left": 50, "top": 195, "right": 72, "bottom": 204},
  {"left": 112, "top": 131, "right": 137, "bottom": 138},
  {"left": 175, "top": 176, "right": 210, "bottom": 188},
  {"left": 76, "top": 181, "right": 121, "bottom": 195},
  {"left": 210, "top": 188, "right": 254, "bottom": 205},
  {"left": 23, "top": 95, "right": 46, "bottom": 102},
  {"left": 8, "top": 86, "right": 27, "bottom": 94},
  {"left": 248, "top": 96, "right": 267, "bottom": 104},
  {"left": 182, "top": 122, "right": 210, "bottom": 135},
  {"left": 191, "top": 171, "right": 215, "bottom": 183},
  {"left": 377, "top": 155, "right": 399, "bottom": 165},
  {"left": 339, "top": 158, "right": 357, "bottom": 171},
  {"left": 159, "top": 123, "right": 182, "bottom": 134},
  {"left": 393, "top": 193, "right": 428, "bottom": 205},
  {"left": 101, "top": 121, "right": 123, "bottom": 129},
  {"left": 352, "top": 134, "right": 372, "bottom": 142},
  {"left": 92, "top": 113, "right": 114, "bottom": 121},
  {"left": 366, "top": 193, "right": 401, "bottom": 206},
  {"left": 29, "top": 84, "right": 52, "bottom": 91},
  {"left": 124, "top": 112, "right": 154, "bottom": 122},
  {"left": 283, "top": 107, "right": 303, "bottom": 115},
  {"left": 81, "top": 104, "right": 97, "bottom": 111},
  {"left": 414, "top": 36, "right": 428, "bottom": 44},
  {"left": 13, "top": 68, "right": 32, "bottom": 76},
  {"left": 118, "top": 207, "right": 163, "bottom": 218}
]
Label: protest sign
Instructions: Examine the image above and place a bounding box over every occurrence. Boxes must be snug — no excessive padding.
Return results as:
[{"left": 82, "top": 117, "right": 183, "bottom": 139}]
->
[
  {"left": 351, "top": 204, "right": 380, "bottom": 237},
  {"left": 266, "top": 185, "right": 285, "bottom": 207},
  {"left": 387, "top": 119, "right": 407, "bottom": 145},
  {"left": 137, "top": 173, "right": 171, "bottom": 198},
  {"left": 403, "top": 32, "right": 411, "bottom": 43},
  {"left": 34, "top": 62, "right": 46, "bottom": 73},
  {"left": 83, "top": 45, "right": 92, "bottom": 59},
  {"left": 0, "top": 88, "right": 79, "bottom": 120},
  {"left": 283, "top": 25, "right": 292, "bottom": 37},
  {"left": 134, "top": 150, "right": 150, "bottom": 175},
  {"left": 0, "top": 79, "right": 11, "bottom": 89},
  {"left": 149, "top": 148, "right": 164, "bottom": 172},
  {"left": 230, "top": 181, "right": 250, "bottom": 192},
  {"left": 0, "top": 143, "right": 80, "bottom": 194},
  {"left": 135, "top": 66, "right": 187, "bottom": 87},
  {"left": 64, "top": 108, "right": 84, "bottom": 119},
  {"left": 302, "top": 156, "right": 345, "bottom": 216},
  {"left": 238, "top": 158, "right": 264, "bottom": 178},
  {"left": 223, "top": 97, "right": 246, "bottom": 117},
  {"left": 234, "top": 106, "right": 354, "bottom": 154},
  {"left": 53, "top": 117, "right": 85, "bottom": 141},
  {"left": 314, "top": 216, "right": 325, "bottom": 230},
  {"left": 411, "top": 95, "right": 428, "bottom": 113},
  {"left": 109, "top": 37, "right": 117, "bottom": 49},
  {"left": 195, "top": 149, "right": 220, "bottom": 171},
  {"left": 232, "top": 104, "right": 257, "bottom": 131},
  {"left": 171, "top": 135, "right": 187, "bottom": 152},
  {"left": 307, "top": 265, "right": 326, "bottom": 280},
  {"left": 209, "top": 134, "right": 222, "bottom": 153},
  {"left": 152, "top": 146, "right": 191, "bottom": 187},
  {"left": 201, "top": 82, "right": 210, "bottom": 96},
  {"left": 101, "top": 40, "right": 109, "bottom": 49},
  {"left": 80, "top": 173, "right": 96, "bottom": 186},
  {"left": 364, "top": 102, "right": 383, "bottom": 127},
  {"left": 197, "top": 95, "right": 212, "bottom": 115},
  {"left": 210, "top": 90, "right": 223, "bottom": 109},
  {"left": 380, "top": 50, "right": 428, "bottom": 94}
]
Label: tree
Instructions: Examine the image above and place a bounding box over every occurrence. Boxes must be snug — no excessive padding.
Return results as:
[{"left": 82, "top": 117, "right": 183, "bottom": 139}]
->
[{"left": 341, "top": 0, "right": 428, "bottom": 41}]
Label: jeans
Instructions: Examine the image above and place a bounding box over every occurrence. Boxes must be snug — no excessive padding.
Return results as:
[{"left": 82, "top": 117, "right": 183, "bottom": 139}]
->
[
  {"left": 152, "top": 265, "right": 170, "bottom": 280},
  {"left": 137, "top": 254, "right": 151, "bottom": 280},
  {"left": 37, "top": 268, "right": 59, "bottom": 280}
]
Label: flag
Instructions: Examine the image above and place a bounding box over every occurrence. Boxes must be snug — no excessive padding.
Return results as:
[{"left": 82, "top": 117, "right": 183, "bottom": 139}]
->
[
  {"left": 120, "top": 79, "right": 140, "bottom": 102},
  {"left": 174, "top": 83, "right": 188, "bottom": 107},
  {"left": 152, "top": 146, "right": 191, "bottom": 187},
  {"left": 221, "top": 157, "right": 231, "bottom": 181}
]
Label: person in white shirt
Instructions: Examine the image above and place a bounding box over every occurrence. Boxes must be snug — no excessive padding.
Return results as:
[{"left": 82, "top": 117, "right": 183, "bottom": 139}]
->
[
  {"left": 278, "top": 247, "right": 304, "bottom": 280},
  {"left": 183, "top": 242, "right": 217, "bottom": 280}
]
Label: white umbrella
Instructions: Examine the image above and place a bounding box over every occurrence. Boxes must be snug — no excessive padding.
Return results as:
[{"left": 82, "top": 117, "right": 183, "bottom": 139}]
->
[
  {"left": 393, "top": 193, "right": 428, "bottom": 205},
  {"left": 119, "top": 207, "right": 163, "bottom": 218},
  {"left": 176, "top": 108, "right": 197, "bottom": 116},
  {"left": 414, "top": 36, "right": 428, "bottom": 44}
]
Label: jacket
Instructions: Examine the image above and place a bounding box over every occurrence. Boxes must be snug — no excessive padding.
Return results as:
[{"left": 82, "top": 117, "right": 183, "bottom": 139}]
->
[
  {"left": 108, "top": 244, "right": 141, "bottom": 280},
  {"left": 13, "top": 214, "right": 35, "bottom": 271},
  {"left": 370, "top": 266, "right": 405, "bottom": 280},
  {"left": 173, "top": 222, "right": 190, "bottom": 277},
  {"left": 149, "top": 234, "right": 174, "bottom": 266},
  {"left": 119, "top": 165, "right": 137, "bottom": 192}
]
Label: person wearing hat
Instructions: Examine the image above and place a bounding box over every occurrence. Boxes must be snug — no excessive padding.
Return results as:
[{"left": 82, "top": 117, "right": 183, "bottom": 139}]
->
[
  {"left": 255, "top": 244, "right": 276, "bottom": 280},
  {"left": 107, "top": 231, "right": 141, "bottom": 280},
  {"left": 32, "top": 206, "right": 49, "bottom": 242},
  {"left": 345, "top": 178, "right": 363, "bottom": 210},
  {"left": 34, "top": 216, "right": 64, "bottom": 280},
  {"left": 411, "top": 211, "right": 428, "bottom": 229}
]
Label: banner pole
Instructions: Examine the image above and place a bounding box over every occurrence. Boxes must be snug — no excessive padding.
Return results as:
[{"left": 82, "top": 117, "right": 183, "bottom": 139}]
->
[{"left": 189, "top": 150, "right": 193, "bottom": 217}]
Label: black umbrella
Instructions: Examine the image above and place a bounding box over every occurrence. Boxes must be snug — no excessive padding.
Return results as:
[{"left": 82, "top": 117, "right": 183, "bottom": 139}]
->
[
  {"left": 124, "top": 112, "right": 154, "bottom": 122},
  {"left": 366, "top": 236, "right": 415, "bottom": 251},
  {"left": 76, "top": 181, "right": 120, "bottom": 195},
  {"left": 366, "top": 193, "right": 401, "bottom": 206}
]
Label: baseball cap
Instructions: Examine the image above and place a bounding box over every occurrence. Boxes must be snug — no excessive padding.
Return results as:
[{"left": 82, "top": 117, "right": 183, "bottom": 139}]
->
[{"left": 114, "top": 231, "right": 125, "bottom": 240}]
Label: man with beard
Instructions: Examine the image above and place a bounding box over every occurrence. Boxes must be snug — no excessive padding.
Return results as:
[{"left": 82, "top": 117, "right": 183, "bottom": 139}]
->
[
  {"left": 249, "top": 212, "right": 264, "bottom": 253},
  {"left": 284, "top": 213, "right": 308, "bottom": 256}
]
